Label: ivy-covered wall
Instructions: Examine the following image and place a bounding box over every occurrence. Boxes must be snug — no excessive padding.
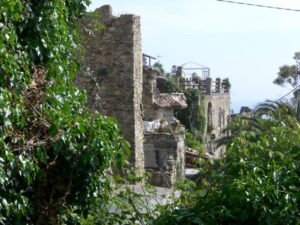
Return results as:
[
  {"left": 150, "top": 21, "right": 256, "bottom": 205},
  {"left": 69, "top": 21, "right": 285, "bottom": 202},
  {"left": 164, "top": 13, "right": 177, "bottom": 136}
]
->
[{"left": 175, "top": 89, "right": 206, "bottom": 149}]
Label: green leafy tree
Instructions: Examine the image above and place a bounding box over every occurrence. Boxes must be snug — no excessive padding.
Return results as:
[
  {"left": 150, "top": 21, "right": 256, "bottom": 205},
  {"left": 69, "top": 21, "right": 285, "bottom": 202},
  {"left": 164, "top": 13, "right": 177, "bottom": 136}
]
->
[
  {"left": 274, "top": 52, "right": 300, "bottom": 89},
  {"left": 274, "top": 52, "right": 300, "bottom": 120},
  {"left": 217, "top": 100, "right": 298, "bottom": 148},
  {"left": 0, "top": 1, "right": 128, "bottom": 224},
  {"left": 222, "top": 78, "right": 231, "bottom": 91},
  {"left": 156, "top": 100, "right": 300, "bottom": 225},
  {"left": 254, "top": 100, "right": 298, "bottom": 124},
  {"left": 160, "top": 78, "right": 182, "bottom": 93},
  {"left": 80, "top": 171, "right": 159, "bottom": 225},
  {"left": 153, "top": 61, "right": 165, "bottom": 75}
]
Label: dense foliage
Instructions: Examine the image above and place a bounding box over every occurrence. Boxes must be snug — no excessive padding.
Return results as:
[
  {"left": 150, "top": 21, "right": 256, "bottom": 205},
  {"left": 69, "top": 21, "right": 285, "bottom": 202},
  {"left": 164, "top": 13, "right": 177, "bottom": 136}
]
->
[
  {"left": 161, "top": 78, "right": 182, "bottom": 93},
  {"left": 175, "top": 88, "right": 206, "bottom": 149},
  {"left": 0, "top": 1, "right": 128, "bottom": 224},
  {"left": 80, "top": 172, "right": 159, "bottom": 225},
  {"left": 3, "top": 2, "right": 299, "bottom": 225},
  {"left": 155, "top": 68, "right": 206, "bottom": 150},
  {"left": 153, "top": 61, "right": 165, "bottom": 75},
  {"left": 184, "top": 130, "right": 203, "bottom": 151},
  {"left": 156, "top": 102, "right": 300, "bottom": 225},
  {"left": 274, "top": 52, "right": 300, "bottom": 89},
  {"left": 273, "top": 52, "right": 300, "bottom": 121}
]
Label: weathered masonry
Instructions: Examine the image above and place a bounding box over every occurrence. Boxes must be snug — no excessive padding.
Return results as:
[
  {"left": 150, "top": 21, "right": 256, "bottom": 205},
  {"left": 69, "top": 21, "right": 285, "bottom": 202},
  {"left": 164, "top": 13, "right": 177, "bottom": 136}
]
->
[
  {"left": 76, "top": 5, "right": 231, "bottom": 187},
  {"left": 143, "top": 66, "right": 187, "bottom": 187},
  {"left": 174, "top": 66, "right": 231, "bottom": 158},
  {"left": 76, "top": 5, "right": 144, "bottom": 173},
  {"left": 76, "top": 5, "right": 187, "bottom": 187}
]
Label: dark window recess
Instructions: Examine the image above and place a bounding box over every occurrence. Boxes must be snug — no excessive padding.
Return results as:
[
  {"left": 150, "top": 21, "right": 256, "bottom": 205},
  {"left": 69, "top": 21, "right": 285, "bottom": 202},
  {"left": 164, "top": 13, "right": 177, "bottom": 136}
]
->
[{"left": 155, "top": 150, "right": 160, "bottom": 167}]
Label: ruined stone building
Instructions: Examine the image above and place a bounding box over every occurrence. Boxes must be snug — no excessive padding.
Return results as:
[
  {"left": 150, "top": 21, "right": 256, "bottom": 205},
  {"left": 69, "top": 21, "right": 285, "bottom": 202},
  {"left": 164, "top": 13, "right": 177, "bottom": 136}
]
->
[
  {"left": 76, "top": 5, "right": 231, "bottom": 187},
  {"left": 174, "top": 68, "right": 231, "bottom": 157},
  {"left": 143, "top": 66, "right": 187, "bottom": 187},
  {"left": 76, "top": 5, "right": 187, "bottom": 187},
  {"left": 76, "top": 5, "right": 144, "bottom": 174}
]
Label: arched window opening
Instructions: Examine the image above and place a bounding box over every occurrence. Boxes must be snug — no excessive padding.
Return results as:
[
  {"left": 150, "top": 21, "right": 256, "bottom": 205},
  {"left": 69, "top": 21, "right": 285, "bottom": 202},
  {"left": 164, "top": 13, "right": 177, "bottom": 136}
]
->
[
  {"left": 207, "top": 102, "right": 212, "bottom": 133},
  {"left": 218, "top": 108, "right": 222, "bottom": 128},
  {"left": 222, "top": 110, "right": 225, "bottom": 127}
]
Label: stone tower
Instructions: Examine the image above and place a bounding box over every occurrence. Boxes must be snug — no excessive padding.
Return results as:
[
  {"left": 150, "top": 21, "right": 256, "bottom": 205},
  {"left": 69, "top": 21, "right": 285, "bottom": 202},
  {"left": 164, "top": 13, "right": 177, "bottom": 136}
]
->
[{"left": 75, "top": 5, "right": 144, "bottom": 173}]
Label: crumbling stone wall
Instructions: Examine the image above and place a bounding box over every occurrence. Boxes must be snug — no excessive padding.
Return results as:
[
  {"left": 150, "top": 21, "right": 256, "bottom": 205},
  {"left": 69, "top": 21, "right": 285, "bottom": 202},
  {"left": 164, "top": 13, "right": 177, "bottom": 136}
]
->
[
  {"left": 142, "top": 66, "right": 187, "bottom": 188},
  {"left": 203, "top": 94, "right": 231, "bottom": 157},
  {"left": 75, "top": 4, "right": 232, "bottom": 186},
  {"left": 203, "top": 94, "right": 230, "bottom": 136},
  {"left": 142, "top": 67, "right": 160, "bottom": 121},
  {"left": 173, "top": 66, "right": 231, "bottom": 157},
  {"left": 75, "top": 5, "right": 144, "bottom": 172},
  {"left": 144, "top": 131, "right": 185, "bottom": 188}
]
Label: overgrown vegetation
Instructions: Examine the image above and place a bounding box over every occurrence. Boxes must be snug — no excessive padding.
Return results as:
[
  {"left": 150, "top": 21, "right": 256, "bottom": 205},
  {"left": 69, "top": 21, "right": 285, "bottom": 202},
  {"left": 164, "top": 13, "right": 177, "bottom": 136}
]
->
[
  {"left": 184, "top": 130, "right": 203, "bottom": 151},
  {"left": 152, "top": 57, "right": 300, "bottom": 225},
  {"left": 79, "top": 170, "right": 159, "bottom": 225},
  {"left": 162, "top": 78, "right": 182, "bottom": 93},
  {"left": 0, "top": 1, "right": 129, "bottom": 224},
  {"left": 156, "top": 102, "right": 300, "bottom": 225},
  {"left": 154, "top": 63, "right": 206, "bottom": 151},
  {"left": 2, "top": 1, "right": 299, "bottom": 224},
  {"left": 175, "top": 88, "right": 206, "bottom": 151},
  {"left": 153, "top": 61, "right": 165, "bottom": 75}
]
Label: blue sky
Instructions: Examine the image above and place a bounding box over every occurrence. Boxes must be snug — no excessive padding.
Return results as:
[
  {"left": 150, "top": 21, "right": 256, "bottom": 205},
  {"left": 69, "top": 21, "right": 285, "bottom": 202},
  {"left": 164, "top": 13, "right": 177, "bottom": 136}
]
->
[{"left": 89, "top": 0, "right": 300, "bottom": 112}]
